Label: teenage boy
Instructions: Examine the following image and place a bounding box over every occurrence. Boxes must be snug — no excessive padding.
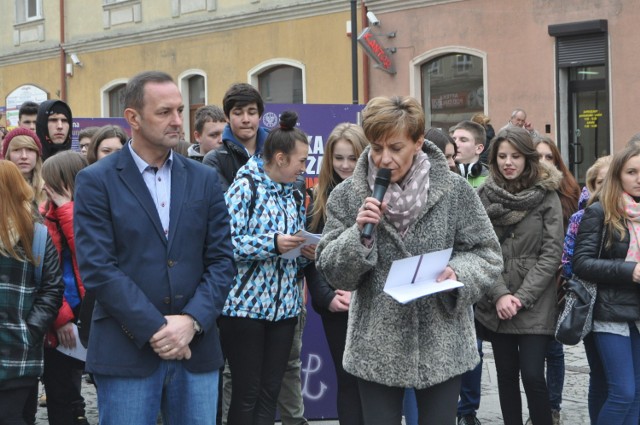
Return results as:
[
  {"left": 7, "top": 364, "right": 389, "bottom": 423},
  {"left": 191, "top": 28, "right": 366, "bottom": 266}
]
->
[
  {"left": 18, "top": 101, "right": 39, "bottom": 132},
  {"left": 202, "top": 83, "right": 269, "bottom": 191},
  {"left": 452, "top": 120, "right": 488, "bottom": 189},
  {"left": 35, "top": 100, "right": 73, "bottom": 160},
  {"left": 188, "top": 105, "right": 226, "bottom": 162},
  {"left": 452, "top": 119, "right": 488, "bottom": 425}
]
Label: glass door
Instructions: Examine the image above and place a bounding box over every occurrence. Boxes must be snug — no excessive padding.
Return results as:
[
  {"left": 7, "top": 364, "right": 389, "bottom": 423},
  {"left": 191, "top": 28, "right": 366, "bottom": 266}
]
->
[{"left": 568, "top": 66, "right": 609, "bottom": 184}]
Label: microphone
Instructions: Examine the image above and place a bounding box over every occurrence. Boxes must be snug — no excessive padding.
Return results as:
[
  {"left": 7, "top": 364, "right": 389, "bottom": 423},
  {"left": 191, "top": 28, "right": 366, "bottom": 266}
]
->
[{"left": 362, "top": 168, "right": 391, "bottom": 239}]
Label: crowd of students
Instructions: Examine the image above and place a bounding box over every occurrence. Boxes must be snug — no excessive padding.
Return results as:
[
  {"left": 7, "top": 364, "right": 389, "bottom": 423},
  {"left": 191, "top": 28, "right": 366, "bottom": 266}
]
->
[{"left": 2, "top": 71, "right": 640, "bottom": 425}]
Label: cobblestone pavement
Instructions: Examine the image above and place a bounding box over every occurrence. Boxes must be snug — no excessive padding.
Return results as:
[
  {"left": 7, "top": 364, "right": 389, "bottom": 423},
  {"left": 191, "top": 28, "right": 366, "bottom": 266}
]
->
[{"left": 35, "top": 343, "right": 590, "bottom": 424}]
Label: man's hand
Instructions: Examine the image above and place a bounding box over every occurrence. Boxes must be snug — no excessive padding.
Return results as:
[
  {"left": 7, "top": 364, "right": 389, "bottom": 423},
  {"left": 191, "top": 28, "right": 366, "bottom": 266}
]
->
[
  {"left": 56, "top": 322, "right": 76, "bottom": 349},
  {"left": 149, "top": 315, "right": 196, "bottom": 360}
]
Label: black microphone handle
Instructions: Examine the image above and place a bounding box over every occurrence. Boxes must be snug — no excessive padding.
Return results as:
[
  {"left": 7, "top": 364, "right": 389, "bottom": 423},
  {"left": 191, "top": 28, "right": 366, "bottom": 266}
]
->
[{"left": 361, "top": 184, "right": 388, "bottom": 239}]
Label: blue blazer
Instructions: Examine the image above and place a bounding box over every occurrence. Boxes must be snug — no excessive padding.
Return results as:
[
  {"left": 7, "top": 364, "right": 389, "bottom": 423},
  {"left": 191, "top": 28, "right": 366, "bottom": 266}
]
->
[{"left": 74, "top": 145, "right": 235, "bottom": 377}]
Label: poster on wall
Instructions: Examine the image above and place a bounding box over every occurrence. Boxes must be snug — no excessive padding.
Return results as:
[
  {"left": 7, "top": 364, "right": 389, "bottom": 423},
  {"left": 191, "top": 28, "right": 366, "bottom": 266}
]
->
[{"left": 5, "top": 85, "right": 49, "bottom": 127}]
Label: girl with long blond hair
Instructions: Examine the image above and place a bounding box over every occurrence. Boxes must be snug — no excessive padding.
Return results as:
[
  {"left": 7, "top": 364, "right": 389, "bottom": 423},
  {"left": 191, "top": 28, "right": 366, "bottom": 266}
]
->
[
  {"left": 0, "top": 160, "right": 63, "bottom": 424},
  {"left": 573, "top": 146, "right": 640, "bottom": 424},
  {"left": 2, "top": 127, "right": 46, "bottom": 206},
  {"left": 305, "top": 122, "right": 368, "bottom": 424}
]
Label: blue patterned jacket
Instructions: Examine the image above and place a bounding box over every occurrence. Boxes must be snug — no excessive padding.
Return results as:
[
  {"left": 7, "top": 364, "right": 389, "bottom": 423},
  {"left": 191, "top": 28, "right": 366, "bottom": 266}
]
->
[{"left": 223, "top": 156, "right": 306, "bottom": 321}]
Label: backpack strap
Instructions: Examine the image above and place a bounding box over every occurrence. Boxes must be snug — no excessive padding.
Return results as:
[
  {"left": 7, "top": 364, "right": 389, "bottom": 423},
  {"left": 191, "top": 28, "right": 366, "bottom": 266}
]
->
[
  {"left": 242, "top": 175, "right": 257, "bottom": 221},
  {"left": 32, "top": 223, "right": 47, "bottom": 287}
]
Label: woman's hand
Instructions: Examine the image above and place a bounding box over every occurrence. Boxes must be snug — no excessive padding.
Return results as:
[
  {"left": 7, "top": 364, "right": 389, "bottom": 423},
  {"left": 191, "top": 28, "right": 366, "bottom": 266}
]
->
[
  {"left": 328, "top": 290, "right": 351, "bottom": 313},
  {"left": 633, "top": 263, "right": 640, "bottom": 283},
  {"left": 276, "top": 234, "right": 306, "bottom": 254},
  {"left": 496, "top": 294, "right": 522, "bottom": 320},
  {"left": 356, "top": 197, "right": 387, "bottom": 232},
  {"left": 436, "top": 266, "right": 457, "bottom": 282},
  {"left": 44, "top": 184, "right": 72, "bottom": 208},
  {"left": 56, "top": 322, "right": 76, "bottom": 349},
  {"left": 301, "top": 244, "right": 316, "bottom": 261}
]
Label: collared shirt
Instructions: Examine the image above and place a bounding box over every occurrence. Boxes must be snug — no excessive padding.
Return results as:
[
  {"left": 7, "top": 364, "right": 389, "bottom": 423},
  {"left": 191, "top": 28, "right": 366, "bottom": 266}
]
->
[{"left": 128, "top": 141, "right": 173, "bottom": 238}]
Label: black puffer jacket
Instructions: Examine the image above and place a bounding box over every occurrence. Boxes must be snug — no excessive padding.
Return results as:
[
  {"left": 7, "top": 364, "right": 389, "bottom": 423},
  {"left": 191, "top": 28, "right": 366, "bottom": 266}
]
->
[{"left": 573, "top": 202, "right": 640, "bottom": 322}]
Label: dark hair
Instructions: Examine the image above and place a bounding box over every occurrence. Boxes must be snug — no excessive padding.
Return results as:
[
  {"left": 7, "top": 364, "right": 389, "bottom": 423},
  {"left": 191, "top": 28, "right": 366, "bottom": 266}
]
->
[
  {"left": 125, "top": 71, "right": 174, "bottom": 111},
  {"left": 488, "top": 126, "right": 540, "bottom": 193},
  {"left": 263, "top": 111, "right": 308, "bottom": 164},
  {"left": 87, "top": 125, "right": 128, "bottom": 164},
  {"left": 78, "top": 126, "right": 100, "bottom": 142},
  {"left": 425, "top": 127, "right": 455, "bottom": 153},
  {"left": 222, "top": 83, "right": 264, "bottom": 118},
  {"left": 453, "top": 120, "right": 486, "bottom": 145},
  {"left": 194, "top": 105, "right": 226, "bottom": 134},
  {"left": 19, "top": 101, "right": 39, "bottom": 119}
]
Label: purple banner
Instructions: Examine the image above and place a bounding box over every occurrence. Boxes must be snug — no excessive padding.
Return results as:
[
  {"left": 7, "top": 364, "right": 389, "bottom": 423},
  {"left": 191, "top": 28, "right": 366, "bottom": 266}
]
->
[{"left": 263, "top": 104, "right": 364, "bottom": 419}]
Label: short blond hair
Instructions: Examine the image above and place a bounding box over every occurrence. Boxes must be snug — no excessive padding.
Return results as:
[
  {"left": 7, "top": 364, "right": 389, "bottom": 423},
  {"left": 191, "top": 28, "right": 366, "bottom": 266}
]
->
[{"left": 361, "top": 96, "right": 425, "bottom": 143}]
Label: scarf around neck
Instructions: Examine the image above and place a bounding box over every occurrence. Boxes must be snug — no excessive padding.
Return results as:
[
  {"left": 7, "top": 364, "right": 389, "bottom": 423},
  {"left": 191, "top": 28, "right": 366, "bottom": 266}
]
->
[
  {"left": 624, "top": 193, "right": 640, "bottom": 262},
  {"left": 367, "top": 150, "right": 431, "bottom": 236},
  {"left": 478, "top": 175, "right": 546, "bottom": 226}
]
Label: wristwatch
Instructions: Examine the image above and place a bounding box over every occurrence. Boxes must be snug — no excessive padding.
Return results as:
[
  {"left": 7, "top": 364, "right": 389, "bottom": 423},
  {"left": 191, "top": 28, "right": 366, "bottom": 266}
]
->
[{"left": 182, "top": 313, "right": 203, "bottom": 334}]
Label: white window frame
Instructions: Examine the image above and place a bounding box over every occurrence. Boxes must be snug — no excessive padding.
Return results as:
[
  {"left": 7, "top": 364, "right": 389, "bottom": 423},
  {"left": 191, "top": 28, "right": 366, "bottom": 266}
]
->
[
  {"left": 16, "top": 0, "right": 42, "bottom": 23},
  {"left": 178, "top": 69, "right": 208, "bottom": 140},
  {"left": 248, "top": 59, "right": 306, "bottom": 104},
  {"left": 101, "top": 79, "right": 129, "bottom": 118}
]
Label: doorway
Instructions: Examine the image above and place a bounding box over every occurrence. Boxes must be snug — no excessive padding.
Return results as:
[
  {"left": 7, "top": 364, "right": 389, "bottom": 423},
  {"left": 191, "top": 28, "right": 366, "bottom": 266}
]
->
[{"left": 567, "top": 66, "right": 609, "bottom": 184}]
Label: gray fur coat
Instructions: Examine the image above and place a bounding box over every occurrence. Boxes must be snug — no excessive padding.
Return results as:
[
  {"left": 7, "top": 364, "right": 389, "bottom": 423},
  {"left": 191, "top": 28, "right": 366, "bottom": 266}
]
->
[{"left": 316, "top": 141, "right": 503, "bottom": 389}]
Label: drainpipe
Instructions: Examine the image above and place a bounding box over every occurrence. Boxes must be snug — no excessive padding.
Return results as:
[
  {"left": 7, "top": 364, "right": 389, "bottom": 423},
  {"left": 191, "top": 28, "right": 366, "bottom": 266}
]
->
[
  {"left": 361, "top": 1, "right": 370, "bottom": 103},
  {"left": 59, "top": 0, "right": 67, "bottom": 101},
  {"left": 350, "top": 0, "right": 358, "bottom": 104}
]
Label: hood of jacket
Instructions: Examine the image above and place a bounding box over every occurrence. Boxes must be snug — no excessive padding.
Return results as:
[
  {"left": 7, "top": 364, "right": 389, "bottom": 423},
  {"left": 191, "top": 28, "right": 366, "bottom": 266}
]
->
[
  {"left": 578, "top": 186, "right": 590, "bottom": 210},
  {"left": 221, "top": 124, "right": 269, "bottom": 156},
  {"left": 36, "top": 100, "right": 73, "bottom": 159},
  {"left": 536, "top": 161, "right": 563, "bottom": 192}
]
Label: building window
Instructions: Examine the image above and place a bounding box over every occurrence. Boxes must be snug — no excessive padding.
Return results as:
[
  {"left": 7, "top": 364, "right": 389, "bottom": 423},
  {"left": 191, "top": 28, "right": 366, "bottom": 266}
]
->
[
  {"left": 258, "top": 65, "right": 303, "bottom": 104},
  {"left": 108, "top": 84, "right": 126, "bottom": 117},
  {"left": 16, "top": 0, "right": 42, "bottom": 23},
  {"left": 421, "top": 53, "right": 484, "bottom": 130}
]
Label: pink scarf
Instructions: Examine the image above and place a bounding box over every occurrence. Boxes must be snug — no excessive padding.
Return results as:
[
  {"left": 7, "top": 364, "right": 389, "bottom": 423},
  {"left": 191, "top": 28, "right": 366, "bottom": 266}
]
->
[{"left": 624, "top": 193, "right": 640, "bottom": 262}]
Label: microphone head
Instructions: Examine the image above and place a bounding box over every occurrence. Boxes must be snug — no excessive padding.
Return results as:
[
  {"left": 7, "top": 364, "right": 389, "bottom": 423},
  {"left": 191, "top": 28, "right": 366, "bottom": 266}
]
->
[{"left": 374, "top": 168, "right": 392, "bottom": 187}]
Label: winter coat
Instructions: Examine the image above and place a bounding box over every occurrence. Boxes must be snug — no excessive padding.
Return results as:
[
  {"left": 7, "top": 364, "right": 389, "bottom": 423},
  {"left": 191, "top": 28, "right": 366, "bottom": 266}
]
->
[
  {"left": 202, "top": 125, "right": 269, "bottom": 192},
  {"left": 475, "top": 168, "right": 564, "bottom": 336},
  {"left": 0, "top": 233, "right": 63, "bottom": 384},
  {"left": 222, "top": 156, "right": 307, "bottom": 321},
  {"left": 573, "top": 202, "right": 640, "bottom": 322},
  {"left": 41, "top": 201, "right": 85, "bottom": 348},
  {"left": 315, "top": 141, "right": 503, "bottom": 389}
]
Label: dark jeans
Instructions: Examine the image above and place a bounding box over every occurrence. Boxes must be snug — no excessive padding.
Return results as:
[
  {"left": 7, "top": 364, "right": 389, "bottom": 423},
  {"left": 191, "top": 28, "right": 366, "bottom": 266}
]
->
[
  {"left": 219, "top": 316, "right": 297, "bottom": 425},
  {"left": 21, "top": 382, "right": 38, "bottom": 425},
  {"left": 458, "top": 338, "right": 483, "bottom": 417},
  {"left": 42, "top": 347, "right": 86, "bottom": 425},
  {"left": 584, "top": 332, "right": 607, "bottom": 423},
  {"left": 358, "top": 375, "right": 461, "bottom": 425},
  {"left": 593, "top": 326, "right": 640, "bottom": 425},
  {"left": 545, "top": 338, "right": 565, "bottom": 411},
  {"left": 321, "top": 312, "right": 364, "bottom": 425},
  {"left": 491, "top": 333, "right": 552, "bottom": 425},
  {"left": 0, "top": 383, "right": 34, "bottom": 425}
]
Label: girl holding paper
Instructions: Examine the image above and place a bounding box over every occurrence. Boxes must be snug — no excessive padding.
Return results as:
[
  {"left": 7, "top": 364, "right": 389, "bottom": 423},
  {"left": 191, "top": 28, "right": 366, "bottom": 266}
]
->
[
  {"left": 220, "top": 110, "right": 313, "bottom": 425},
  {"left": 316, "top": 96, "right": 503, "bottom": 425},
  {"left": 305, "top": 122, "right": 369, "bottom": 424},
  {"left": 475, "top": 127, "right": 564, "bottom": 425}
]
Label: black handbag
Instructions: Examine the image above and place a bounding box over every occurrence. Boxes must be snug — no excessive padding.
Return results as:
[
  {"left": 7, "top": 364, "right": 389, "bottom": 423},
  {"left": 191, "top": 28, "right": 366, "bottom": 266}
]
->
[{"left": 554, "top": 228, "right": 604, "bottom": 345}]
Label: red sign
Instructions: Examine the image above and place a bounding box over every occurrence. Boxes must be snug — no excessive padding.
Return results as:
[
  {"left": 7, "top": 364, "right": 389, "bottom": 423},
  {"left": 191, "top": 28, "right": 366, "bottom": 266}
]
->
[{"left": 357, "top": 27, "right": 396, "bottom": 74}]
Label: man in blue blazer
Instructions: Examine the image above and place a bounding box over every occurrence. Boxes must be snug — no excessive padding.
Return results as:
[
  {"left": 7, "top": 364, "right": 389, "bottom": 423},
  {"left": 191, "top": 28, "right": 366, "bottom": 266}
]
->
[{"left": 74, "top": 71, "right": 235, "bottom": 425}]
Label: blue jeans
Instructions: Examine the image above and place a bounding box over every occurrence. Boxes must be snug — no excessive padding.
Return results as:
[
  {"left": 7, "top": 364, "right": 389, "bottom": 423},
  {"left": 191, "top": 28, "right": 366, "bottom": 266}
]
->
[
  {"left": 584, "top": 333, "right": 607, "bottom": 423},
  {"left": 403, "top": 388, "right": 417, "bottom": 425},
  {"left": 545, "top": 338, "right": 565, "bottom": 411},
  {"left": 94, "top": 361, "right": 219, "bottom": 425},
  {"left": 593, "top": 326, "right": 640, "bottom": 425},
  {"left": 458, "top": 339, "right": 483, "bottom": 416}
]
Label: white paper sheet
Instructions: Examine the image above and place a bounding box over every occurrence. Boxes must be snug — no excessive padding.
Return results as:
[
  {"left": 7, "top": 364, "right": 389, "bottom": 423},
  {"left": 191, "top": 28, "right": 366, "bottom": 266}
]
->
[
  {"left": 280, "top": 230, "right": 322, "bottom": 260},
  {"left": 55, "top": 323, "right": 87, "bottom": 361},
  {"left": 383, "top": 247, "right": 463, "bottom": 304}
]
